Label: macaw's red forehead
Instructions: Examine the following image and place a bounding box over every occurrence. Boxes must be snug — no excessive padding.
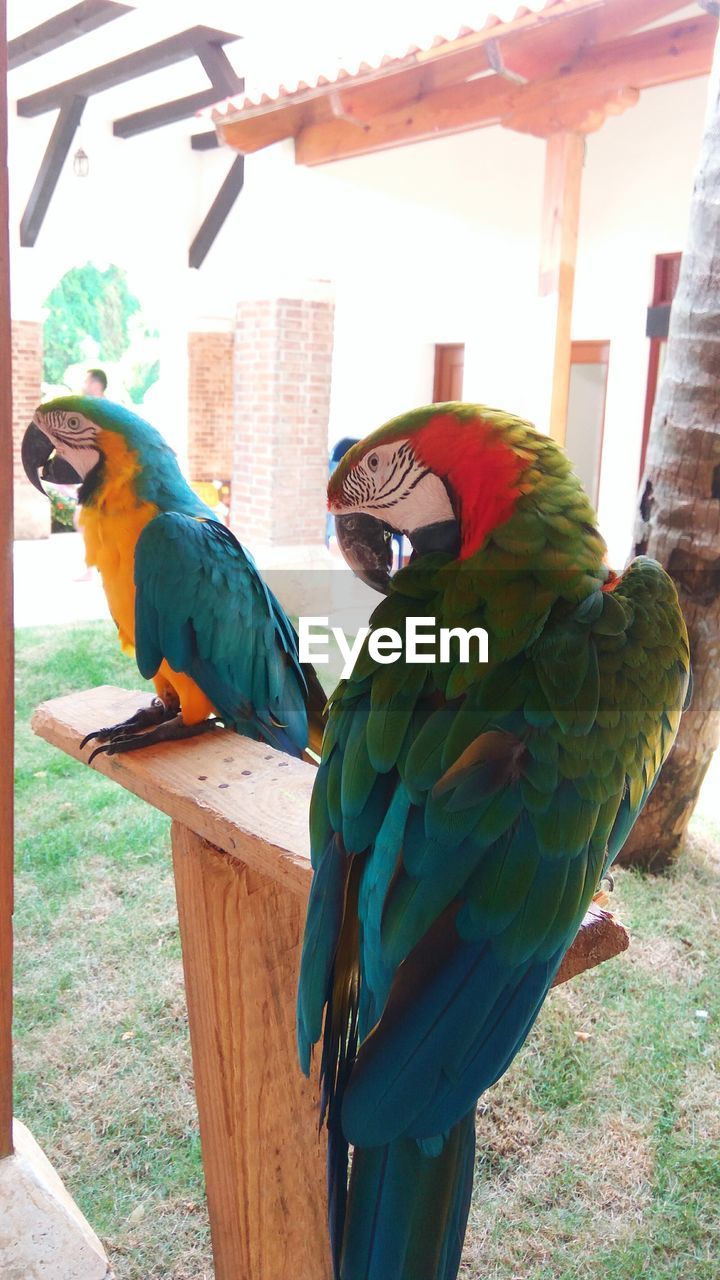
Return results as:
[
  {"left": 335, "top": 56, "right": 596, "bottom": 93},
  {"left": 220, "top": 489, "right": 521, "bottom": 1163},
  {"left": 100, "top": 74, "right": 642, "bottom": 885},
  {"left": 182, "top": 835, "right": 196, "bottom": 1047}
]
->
[
  {"left": 328, "top": 404, "right": 531, "bottom": 500},
  {"left": 328, "top": 403, "right": 535, "bottom": 558}
]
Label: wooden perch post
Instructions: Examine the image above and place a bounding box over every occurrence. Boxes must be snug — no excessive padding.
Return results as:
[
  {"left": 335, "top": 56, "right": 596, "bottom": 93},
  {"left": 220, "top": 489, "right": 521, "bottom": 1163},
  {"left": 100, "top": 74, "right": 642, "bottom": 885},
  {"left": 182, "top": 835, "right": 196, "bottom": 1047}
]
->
[
  {"left": 32, "top": 685, "right": 629, "bottom": 1278},
  {"left": 33, "top": 686, "right": 330, "bottom": 1280}
]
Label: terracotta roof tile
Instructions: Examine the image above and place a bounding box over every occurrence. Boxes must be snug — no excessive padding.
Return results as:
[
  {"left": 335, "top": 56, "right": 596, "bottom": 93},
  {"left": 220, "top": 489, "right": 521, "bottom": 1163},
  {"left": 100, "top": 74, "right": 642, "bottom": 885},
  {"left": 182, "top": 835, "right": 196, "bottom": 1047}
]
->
[{"left": 210, "top": 1, "right": 573, "bottom": 121}]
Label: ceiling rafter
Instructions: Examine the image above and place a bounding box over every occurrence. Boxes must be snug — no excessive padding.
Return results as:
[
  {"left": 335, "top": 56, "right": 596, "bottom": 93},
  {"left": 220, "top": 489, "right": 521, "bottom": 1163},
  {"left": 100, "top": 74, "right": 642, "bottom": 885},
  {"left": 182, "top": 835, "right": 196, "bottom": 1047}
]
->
[
  {"left": 216, "top": 1, "right": 689, "bottom": 146},
  {"left": 17, "top": 25, "right": 240, "bottom": 117},
  {"left": 17, "top": 25, "right": 243, "bottom": 251},
  {"left": 189, "top": 155, "right": 245, "bottom": 269},
  {"left": 287, "top": 13, "right": 716, "bottom": 164},
  {"left": 8, "top": 0, "right": 133, "bottom": 72}
]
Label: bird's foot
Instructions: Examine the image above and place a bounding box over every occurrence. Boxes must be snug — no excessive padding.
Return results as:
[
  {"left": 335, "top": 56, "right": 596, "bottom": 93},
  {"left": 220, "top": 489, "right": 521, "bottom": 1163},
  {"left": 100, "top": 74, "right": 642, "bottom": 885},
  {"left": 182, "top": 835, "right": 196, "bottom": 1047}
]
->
[
  {"left": 86, "top": 715, "right": 220, "bottom": 765},
  {"left": 80, "top": 697, "right": 177, "bottom": 752}
]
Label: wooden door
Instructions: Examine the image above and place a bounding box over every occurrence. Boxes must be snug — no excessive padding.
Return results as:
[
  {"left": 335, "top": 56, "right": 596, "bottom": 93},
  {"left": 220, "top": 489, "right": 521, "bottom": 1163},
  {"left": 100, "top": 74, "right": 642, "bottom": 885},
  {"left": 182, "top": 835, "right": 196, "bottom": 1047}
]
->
[
  {"left": 640, "top": 251, "right": 681, "bottom": 478},
  {"left": 433, "top": 343, "right": 464, "bottom": 402}
]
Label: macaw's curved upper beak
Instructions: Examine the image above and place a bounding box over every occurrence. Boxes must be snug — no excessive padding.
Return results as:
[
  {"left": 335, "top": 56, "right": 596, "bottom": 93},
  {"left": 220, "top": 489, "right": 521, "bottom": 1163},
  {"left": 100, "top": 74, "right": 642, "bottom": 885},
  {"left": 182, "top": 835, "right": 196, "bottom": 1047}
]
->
[
  {"left": 21, "top": 423, "right": 82, "bottom": 493},
  {"left": 335, "top": 512, "right": 393, "bottom": 595}
]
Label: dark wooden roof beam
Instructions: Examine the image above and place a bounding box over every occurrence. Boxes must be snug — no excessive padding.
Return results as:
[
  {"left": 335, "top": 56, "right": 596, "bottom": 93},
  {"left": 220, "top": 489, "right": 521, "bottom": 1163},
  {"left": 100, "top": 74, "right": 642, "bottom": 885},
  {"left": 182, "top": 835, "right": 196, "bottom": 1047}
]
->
[
  {"left": 114, "top": 88, "right": 227, "bottom": 138},
  {"left": 191, "top": 131, "right": 220, "bottom": 150},
  {"left": 20, "top": 95, "right": 87, "bottom": 247},
  {"left": 8, "top": 1, "right": 134, "bottom": 71},
  {"left": 17, "top": 25, "right": 239, "bottom": 116},
  {"left": 196, "top": 40, "right": 243, "bottom": 94},
  {"left": 113, "top": 36, "right": 243, "bottom": 138},
  {"left": 189, "top": 155, "right": 244, "bottom": 269}
]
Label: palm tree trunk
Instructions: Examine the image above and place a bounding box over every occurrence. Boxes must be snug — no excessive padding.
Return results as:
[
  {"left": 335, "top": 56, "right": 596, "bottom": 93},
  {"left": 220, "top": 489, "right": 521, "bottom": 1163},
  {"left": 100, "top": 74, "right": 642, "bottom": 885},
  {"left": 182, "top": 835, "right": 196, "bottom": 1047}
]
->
[{"left": 618, "top": 29, "right": 720, "bottom": 871}]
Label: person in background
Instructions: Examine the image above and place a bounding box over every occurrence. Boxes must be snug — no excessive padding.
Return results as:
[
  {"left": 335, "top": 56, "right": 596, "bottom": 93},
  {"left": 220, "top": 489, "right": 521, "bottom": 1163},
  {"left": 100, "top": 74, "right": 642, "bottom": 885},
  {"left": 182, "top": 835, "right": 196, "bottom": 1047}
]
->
[{"left": 82, "top": 367, "right": 107, "bottom": 397}]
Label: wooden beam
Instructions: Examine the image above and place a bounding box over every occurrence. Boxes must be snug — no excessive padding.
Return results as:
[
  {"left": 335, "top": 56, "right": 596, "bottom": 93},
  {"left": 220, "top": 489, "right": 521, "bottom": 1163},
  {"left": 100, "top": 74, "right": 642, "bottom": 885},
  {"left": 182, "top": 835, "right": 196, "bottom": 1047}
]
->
[
  {"left": 17, "top": 25, "right": 239, "bottom": 116},
  {"left": 504, "top": 10, "right": 716, "bottom": 135},
  {"left": 0, "top": 0, "right": 14, "bottom": 1160},
  {"left": 114, "top": 39, "right": 243, "bottom": 139},
  {"left": 552, "top": 903, "right": 629, "bottom": 986},
  {"left": 540, "top": 132, "right": 585, "bottom": 444},
  {"left": 19, "top": 95, "right": 87, "bottom": 248},
  {"left": 32, "top": 683, "right": 330, "bottom": 1276},
  {"left": 114, "top": 87, "right": 228, "bottom": 138},
  {"left": 172, "top": 825, "right": 331, "bottom": 1280},
  {"left": 291, "top": 13, "right": 715, "bottom": 164},
  {"left": 218, "top": 1, "right": 695, "bottom": 157},
  {"left": 31, "top": 687, "right": 316, "bottom": 896},
  {"left": 34, "top": 683, "right": 634, "bottom": 985},
  {"left": 191, "top": 130, "right": 221, "bottom": 150},
  {"left": 219, "top": 0, "right": 642, "bottom": 141},
  {"left": 196, "top": 39, "right": 243, "bottom": 95},
  {"left": 8, "top": 1, "right": 133, "bottom": 71},
  {"left": 189, "top": 155, "right": 245, "bottom": 269},
  {"left": 17, "top": 26, "right": 242, "bottom": 244},
  {"left": 483, "top": 0, "right": 693, "bottom": 83}
]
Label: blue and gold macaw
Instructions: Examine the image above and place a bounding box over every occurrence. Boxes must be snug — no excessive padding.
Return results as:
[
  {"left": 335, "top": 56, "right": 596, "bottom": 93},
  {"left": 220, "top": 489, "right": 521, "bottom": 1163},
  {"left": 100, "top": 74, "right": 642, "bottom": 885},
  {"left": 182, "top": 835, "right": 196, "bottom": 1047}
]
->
[
  {"left": 298, "top": 404, "right": 690, "bottom": 1280},
  {"left": 22, "top": 396, "right": 324, "bottom": 759}
]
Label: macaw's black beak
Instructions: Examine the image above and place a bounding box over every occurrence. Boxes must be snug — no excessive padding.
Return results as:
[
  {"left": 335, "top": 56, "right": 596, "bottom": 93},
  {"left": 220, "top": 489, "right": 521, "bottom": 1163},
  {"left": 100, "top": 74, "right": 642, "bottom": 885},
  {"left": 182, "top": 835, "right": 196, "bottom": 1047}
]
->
[
  {"left": 335, "top": 513, "right": 394, "bottom": 594},
  {"left": 21, "top": 423, "right": 82, "bottom": 493}
]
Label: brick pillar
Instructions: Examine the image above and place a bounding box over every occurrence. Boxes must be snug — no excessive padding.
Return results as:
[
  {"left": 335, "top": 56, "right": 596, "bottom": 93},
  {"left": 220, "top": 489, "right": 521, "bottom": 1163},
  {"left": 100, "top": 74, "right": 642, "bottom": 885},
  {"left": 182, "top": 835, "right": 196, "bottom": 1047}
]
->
[
  {"left": 231, "top": 296, "right": 334, "bottom": 550},
  {"left": 187, "top": 330, "right": 235, "bottom": 481},
  {"left": 12, "top": 320, "right": 49, "bottom": 539}
]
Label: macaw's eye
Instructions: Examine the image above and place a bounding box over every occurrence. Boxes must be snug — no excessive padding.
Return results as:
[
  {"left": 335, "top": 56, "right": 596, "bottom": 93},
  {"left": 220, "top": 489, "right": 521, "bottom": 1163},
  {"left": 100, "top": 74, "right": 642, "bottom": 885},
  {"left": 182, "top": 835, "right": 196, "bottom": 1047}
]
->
[
  {"left": 367, "top": 453, "right": 379, "bottom": 471},
  {"left": 66, "top": 415, "right": 80, "bottom": 430}
]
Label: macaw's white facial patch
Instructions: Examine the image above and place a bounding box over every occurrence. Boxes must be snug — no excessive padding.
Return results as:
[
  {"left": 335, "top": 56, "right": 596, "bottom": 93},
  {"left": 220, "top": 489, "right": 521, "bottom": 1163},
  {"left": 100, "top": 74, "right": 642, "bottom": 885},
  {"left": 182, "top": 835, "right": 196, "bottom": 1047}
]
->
[
  {"left": 35, "top": 410, "right": 101, "bottom": 480},
  {"left": 332, "top": 440, "right": 454, "bottom": 535}
]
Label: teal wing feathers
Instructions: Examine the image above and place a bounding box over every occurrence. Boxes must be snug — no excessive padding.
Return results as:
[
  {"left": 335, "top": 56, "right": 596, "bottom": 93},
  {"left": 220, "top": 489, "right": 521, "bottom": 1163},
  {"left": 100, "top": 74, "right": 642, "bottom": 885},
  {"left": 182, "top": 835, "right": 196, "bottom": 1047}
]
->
[
  {"left": 298, "top": 554, "right": 689, "bottom": 1153},
  {"left": 134, "top": 512, "right": 311, "bottom": 755}
]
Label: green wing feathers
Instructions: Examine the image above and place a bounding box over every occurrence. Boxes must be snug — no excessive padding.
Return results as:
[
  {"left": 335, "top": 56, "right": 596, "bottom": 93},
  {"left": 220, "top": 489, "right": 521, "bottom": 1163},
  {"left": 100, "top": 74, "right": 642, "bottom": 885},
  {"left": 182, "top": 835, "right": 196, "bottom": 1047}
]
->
[
  {"left": 134, "top": 513, "right": 317, "bottom": 756},
  {"left": 297, "top": 547, "right": 688, "bottom": 1279}
]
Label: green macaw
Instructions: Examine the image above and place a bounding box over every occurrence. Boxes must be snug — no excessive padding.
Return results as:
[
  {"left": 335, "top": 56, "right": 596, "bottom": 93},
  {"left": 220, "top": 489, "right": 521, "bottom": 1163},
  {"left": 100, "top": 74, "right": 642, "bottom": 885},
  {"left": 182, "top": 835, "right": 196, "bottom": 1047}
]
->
[
  {"left": 297, "top": 403, "right": 690, "bottom": 1280},
  {"left": 22, "top": 396, "right": 325, "bottom": 759}
]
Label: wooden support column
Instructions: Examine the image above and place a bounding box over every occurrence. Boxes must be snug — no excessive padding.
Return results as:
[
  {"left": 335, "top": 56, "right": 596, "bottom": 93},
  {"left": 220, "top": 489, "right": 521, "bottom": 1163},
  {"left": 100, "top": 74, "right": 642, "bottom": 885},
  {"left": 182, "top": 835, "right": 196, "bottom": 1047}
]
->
[
  {"left": 32, "top": 686, "right": 330, "bottom": 1279},
  {"left": 539, "top": 131, "right": 585, "bottom": 444},
  {"left": 172, "top": 824, "right": 330, "bottom": 1280},
  {"left": 0, "top": 0, "right": 15, "bottom": 1160}
]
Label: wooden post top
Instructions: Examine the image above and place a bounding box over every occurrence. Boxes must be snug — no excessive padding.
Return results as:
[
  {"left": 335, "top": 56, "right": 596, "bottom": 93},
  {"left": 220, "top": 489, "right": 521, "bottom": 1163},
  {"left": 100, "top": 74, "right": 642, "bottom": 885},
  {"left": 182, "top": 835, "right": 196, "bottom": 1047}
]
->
[
  {"left": 31, "top": 686, "right": 315, "bottom": 899},
  {"left": 32, "top": 684, "right": 631, "bottom": 984}
]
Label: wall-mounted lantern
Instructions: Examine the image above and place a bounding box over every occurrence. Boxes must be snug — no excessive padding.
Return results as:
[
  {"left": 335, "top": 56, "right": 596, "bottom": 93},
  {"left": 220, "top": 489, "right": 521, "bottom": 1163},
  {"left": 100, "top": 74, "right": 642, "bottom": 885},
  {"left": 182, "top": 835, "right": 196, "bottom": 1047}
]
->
[{"left": 73, "top": 148, "right": 89, "bottom": 178}]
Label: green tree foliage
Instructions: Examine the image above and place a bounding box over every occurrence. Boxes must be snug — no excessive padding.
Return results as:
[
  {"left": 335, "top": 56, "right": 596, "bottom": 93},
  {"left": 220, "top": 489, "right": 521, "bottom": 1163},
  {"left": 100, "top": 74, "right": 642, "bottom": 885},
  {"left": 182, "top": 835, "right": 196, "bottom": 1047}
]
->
[
  {"left": 126, "top": 358, "right": 160, "bottom": 406},
  {"left": 43, "top": 262, "right": 141, "bottom": 386}
]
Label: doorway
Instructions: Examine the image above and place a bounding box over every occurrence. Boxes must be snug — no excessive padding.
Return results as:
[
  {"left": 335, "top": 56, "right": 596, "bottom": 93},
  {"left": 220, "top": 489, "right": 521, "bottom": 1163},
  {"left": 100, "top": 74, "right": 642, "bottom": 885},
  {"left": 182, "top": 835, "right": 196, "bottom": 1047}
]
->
[
  {"left": 565, "top": 340, "right": 610, "bottom": 507},
  {"left": 641, "top": 251, "right": 681, "bottom": 478},
  {"left": 433, "top": 343, "right": 464, "bottom": 402}
]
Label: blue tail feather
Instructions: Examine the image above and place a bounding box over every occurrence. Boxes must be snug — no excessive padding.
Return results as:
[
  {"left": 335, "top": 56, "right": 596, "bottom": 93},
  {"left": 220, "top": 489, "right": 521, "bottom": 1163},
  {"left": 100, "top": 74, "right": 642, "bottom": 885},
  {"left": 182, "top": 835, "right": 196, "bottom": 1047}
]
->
[{"left": 339, "top": 1112, "right": 476, "bottom": 1280}]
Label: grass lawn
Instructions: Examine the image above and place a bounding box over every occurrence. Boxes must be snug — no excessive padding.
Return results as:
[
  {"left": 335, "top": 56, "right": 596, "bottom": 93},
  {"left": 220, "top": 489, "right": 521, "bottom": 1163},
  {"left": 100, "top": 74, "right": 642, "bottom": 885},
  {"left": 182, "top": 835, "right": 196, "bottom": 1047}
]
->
[{"left": 14, "top": 622, "right": 720, "bottom": 1280}]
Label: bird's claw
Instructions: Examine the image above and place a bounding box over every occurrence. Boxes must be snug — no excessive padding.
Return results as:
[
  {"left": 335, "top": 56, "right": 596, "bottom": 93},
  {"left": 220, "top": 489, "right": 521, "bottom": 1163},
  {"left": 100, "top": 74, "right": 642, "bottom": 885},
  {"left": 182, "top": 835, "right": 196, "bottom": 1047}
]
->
[
  {"left": 85, "top": 715, "right": 220, "bottom": 764},
  {"left": 80, "top": 699, "right": 178, "bottom": 754},
  {"left": 87, "top": 740, "right": 127, "bottom": 766},
  {"left": 80, "top": 727, "right": 114, "bottom": 750}
]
